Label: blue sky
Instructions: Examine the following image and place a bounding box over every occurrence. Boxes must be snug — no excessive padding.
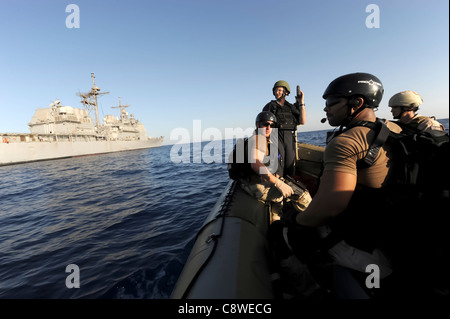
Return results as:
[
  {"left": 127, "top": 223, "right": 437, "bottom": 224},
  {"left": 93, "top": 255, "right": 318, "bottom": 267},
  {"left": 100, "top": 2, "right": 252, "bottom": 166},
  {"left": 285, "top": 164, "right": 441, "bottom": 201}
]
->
[{"left": 0, "top": 0, "right": 448, "bottom": 144}]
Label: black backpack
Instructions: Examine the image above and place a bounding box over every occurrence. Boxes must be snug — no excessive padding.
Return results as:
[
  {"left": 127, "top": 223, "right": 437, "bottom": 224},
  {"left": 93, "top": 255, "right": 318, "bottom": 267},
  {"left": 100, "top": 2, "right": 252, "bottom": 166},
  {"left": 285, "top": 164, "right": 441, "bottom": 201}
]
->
[
  {"left": 354, "top": 118, "right": 449, "bottom": 199},
  {"left": 351, "top": 119, "right": 449, "bottom": 296}
]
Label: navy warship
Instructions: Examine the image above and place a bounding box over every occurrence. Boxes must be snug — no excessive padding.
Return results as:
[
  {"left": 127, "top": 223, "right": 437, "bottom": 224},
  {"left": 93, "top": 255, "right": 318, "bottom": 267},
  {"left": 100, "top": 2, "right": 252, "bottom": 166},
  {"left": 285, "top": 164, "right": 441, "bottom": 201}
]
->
[{"left": 0, "top": 73, "right": 163, "bottom": 166}]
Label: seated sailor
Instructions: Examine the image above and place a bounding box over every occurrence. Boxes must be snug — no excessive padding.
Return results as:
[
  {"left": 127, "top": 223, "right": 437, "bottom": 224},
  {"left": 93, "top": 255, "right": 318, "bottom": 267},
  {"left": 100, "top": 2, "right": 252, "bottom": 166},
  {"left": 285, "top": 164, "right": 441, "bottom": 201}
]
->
[
  {"left": 228, "top": 111, "right": 294, "bottom": 222},
  {"left": 388, "top": 90, "right": 445, "bottom": 133}
]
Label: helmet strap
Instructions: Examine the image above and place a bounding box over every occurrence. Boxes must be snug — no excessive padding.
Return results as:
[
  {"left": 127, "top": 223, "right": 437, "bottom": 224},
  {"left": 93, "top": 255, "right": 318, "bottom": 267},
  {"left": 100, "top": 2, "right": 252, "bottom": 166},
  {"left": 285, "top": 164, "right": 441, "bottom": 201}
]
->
[
  {"left": 273, "top": 89, "right": 287, "bottom": 98},
  {"left": 342, "top": 99, "right": 367, "bottom": 128},
  {"left": 394, "top": 109, "right": 405, "bottom": 120}
]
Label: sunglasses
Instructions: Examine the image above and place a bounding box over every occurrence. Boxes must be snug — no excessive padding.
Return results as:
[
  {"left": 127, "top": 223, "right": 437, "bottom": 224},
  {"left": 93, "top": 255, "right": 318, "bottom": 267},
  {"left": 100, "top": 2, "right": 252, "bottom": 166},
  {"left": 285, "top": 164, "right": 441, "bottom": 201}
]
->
[
  {"left": 261, "top": 122, "right": 276, "bottom": 128},
  {"left": 325, "top": 98, "right": 344, "bottom": 108}
]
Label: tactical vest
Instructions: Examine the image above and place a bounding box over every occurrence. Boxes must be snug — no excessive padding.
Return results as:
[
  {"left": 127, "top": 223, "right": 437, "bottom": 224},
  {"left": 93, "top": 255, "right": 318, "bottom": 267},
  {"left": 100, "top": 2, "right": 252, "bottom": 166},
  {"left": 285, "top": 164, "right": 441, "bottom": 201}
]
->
[
  {"left": 275, "top": 104, "right": 298, "bottom": 131},
  {"left": 264, "top": 101, "right": 298, "bottom": 131},
  {"left": 228, "top": 136, "right": 284, "bottom": 180}
]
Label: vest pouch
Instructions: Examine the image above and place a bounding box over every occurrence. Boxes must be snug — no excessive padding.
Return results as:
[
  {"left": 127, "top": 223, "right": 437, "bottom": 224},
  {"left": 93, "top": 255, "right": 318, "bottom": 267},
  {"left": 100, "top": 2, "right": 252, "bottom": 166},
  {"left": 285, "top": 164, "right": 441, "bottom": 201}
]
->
[{"left": 277, "top": 109, "right": 297, "bottom": 130}]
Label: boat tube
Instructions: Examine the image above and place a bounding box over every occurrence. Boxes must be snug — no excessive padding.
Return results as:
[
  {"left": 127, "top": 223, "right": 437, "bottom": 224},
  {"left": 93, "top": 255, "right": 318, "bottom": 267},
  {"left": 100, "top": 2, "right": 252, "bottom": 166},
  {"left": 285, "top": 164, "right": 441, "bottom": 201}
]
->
[
  {"left": 171, "top": 143, "right": 324, "bottom": 299},
  {"left": 171, "top": 180, "right": 275, "bottom": 298}
]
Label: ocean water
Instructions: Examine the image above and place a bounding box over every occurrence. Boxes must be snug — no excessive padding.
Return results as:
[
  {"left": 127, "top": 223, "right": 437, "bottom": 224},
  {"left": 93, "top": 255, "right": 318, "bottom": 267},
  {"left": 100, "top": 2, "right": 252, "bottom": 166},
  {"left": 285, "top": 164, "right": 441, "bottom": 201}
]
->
[{"left": 0, "top": 119, "right": 448, "bottom": 299}]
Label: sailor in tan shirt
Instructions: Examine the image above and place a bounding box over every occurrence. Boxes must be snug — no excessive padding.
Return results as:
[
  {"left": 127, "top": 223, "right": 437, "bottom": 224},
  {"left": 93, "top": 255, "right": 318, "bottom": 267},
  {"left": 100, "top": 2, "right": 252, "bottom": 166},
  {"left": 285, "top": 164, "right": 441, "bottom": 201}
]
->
[
  {"left": 389, "top": 90, "right": 445, "bottom": 133},
  {"left": 294, "top": 73, "right": 401, "bottom": 279},
  {"left": 324, "top": 122, "right": 401, "bottom": 189}
]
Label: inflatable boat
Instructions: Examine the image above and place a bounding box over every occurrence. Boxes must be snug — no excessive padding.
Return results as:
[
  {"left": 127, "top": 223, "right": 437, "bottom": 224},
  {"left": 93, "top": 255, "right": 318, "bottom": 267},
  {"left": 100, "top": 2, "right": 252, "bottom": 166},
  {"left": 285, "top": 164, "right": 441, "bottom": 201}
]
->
[
  {"left": 171, "top": 143, "right": 324, "bottom": 299},
  {"left": 171, "top": 142, "right": 450, "bottom": 299}
]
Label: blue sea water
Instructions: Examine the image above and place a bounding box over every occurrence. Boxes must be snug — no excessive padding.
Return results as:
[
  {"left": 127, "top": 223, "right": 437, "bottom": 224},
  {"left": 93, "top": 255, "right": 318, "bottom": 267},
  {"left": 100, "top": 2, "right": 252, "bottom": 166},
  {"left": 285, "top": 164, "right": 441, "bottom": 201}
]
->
[{"left": 0, "top": 119, "right": 448, "bottom": 299}]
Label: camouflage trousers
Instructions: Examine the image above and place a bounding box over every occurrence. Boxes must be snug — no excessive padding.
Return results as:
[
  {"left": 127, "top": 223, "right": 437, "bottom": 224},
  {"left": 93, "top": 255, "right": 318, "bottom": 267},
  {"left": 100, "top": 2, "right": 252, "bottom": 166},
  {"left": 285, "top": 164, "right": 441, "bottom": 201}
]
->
[{"left": 239, "top": 177, "right": 284, "bottom": 223}]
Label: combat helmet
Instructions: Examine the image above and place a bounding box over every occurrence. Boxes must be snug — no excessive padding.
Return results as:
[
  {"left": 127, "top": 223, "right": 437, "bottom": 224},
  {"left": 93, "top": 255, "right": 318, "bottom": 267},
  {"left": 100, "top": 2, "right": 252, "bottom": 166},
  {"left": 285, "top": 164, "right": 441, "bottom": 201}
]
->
[
  {"left": 273, "top": 80, "right": 291, "bottom": 95},
  {"left": 322, "top": 73, "right": 384, "bottom": 107},
  {"left": 255, "top": 111, "right": 277, "bottom": 125},
  {"left": 389, "top": 91, "right": 423, "bottom": 109}
]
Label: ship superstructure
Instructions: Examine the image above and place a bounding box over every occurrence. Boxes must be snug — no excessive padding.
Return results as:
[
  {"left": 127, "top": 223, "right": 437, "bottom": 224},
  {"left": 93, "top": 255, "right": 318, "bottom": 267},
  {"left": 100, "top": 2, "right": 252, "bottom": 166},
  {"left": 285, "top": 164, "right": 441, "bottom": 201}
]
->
[{"left": 1, "top": 73, "right": 164, "bottom": 166}]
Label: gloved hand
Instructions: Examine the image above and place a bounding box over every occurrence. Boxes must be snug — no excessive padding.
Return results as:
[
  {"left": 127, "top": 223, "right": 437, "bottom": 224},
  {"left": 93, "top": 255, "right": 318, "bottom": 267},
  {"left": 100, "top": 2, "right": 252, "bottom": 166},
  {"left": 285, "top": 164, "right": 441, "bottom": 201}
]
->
[{"left": 274, "top": 178, "right": 294, "bottom": 198}]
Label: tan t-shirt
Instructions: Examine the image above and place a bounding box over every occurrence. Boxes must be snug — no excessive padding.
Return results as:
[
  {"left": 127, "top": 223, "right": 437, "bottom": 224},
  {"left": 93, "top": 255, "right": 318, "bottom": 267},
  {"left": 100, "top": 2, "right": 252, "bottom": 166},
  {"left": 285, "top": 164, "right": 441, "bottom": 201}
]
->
[
  {"left": 407, "top": 114, "right": 445, "bottom": 132},
  {"left": 323, "top": 120, "right": 402, "bottom": 188}
]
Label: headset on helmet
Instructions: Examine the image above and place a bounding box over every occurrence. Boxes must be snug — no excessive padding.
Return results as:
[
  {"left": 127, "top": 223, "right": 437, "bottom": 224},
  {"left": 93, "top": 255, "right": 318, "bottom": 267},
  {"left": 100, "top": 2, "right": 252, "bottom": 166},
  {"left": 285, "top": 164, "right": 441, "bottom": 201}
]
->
[{"left": 323, "top": 72, "right": 384, "bottom": 107}]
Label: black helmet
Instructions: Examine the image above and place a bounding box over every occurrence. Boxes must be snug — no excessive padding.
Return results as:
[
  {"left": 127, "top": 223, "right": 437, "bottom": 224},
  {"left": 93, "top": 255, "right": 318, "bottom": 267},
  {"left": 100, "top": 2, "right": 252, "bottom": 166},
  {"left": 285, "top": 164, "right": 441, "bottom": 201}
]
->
[
  {"left": 322, "top": 72, "right": 384, "bottom": 107},
  {"left": 255, "top": 111, "right": 277, "bottom": 125}
]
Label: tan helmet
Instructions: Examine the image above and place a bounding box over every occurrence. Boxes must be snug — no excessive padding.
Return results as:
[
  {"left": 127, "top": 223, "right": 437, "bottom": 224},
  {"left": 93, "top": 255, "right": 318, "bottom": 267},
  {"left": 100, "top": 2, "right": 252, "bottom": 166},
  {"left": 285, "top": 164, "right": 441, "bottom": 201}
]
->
[
  {"left": 272, "top": 80, "right": 290, "bottom": 95},
  {"left": 388, "top": 91, "right": 423, "bottom": 109}
]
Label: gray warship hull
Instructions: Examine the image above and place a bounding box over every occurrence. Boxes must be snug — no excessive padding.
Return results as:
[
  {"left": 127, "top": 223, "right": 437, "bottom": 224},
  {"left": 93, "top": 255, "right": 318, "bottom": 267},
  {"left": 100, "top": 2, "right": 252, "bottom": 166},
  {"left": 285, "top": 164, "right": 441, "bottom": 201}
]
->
[{"left": 0, "top": 135, "right": 164, "bottom": 166}]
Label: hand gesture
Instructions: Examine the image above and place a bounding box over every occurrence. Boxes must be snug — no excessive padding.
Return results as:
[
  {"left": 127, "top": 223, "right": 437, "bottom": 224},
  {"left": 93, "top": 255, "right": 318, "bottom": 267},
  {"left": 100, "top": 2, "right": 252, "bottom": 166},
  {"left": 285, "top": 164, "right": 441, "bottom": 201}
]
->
[{"left": 295, "top": 85, "right": 304, "bottom": 105}]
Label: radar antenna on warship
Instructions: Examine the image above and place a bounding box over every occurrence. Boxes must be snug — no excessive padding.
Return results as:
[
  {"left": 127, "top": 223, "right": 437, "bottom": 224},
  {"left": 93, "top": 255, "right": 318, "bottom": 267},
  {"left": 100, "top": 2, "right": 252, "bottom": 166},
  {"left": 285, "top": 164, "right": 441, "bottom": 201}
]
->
[
  {"left": 77, "top": 73, "right": 110, "bottom": 127},
  {"left": 111, "top": 97, "right": 130, "bottom": 121}
]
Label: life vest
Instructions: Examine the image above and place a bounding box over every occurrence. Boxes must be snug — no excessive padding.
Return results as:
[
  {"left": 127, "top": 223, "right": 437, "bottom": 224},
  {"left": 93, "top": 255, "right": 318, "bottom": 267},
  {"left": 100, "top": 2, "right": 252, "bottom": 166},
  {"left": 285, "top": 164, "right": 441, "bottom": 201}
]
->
[
  {"left": 276, "top": 104, "right": 298, "bottom": 131},
  {"left": 265, "top": 101, "right": 298, "bottom": 131},
  {"left": 228, "top": 135, "right": 284, "bottom": 180}
]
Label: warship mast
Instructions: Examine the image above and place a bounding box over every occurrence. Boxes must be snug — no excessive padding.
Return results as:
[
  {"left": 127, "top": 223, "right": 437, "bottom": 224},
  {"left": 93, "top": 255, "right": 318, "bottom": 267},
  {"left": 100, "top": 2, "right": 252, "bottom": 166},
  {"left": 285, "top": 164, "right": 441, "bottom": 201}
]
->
[
  {"left": 111, "top": 97, "right": 130, "bottom": 121},
  {"left": 77, "top": 73, "right": 109, "bottom": 128}
]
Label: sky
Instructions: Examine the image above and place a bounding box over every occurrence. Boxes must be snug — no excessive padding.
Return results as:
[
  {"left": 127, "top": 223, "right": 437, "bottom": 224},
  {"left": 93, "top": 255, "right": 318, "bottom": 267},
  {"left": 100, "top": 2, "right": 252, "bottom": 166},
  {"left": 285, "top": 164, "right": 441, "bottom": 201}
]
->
[{"left": 0, "top": 0, "right": 448, "bottom": 145}]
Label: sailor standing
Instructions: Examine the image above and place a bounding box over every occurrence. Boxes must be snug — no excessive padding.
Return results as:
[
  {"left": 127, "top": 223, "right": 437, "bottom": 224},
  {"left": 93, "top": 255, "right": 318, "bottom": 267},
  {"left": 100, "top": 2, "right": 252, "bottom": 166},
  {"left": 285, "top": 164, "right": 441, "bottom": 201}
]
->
[{"left": 262, "top": 81, "right": 306, "bottom": 177}]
